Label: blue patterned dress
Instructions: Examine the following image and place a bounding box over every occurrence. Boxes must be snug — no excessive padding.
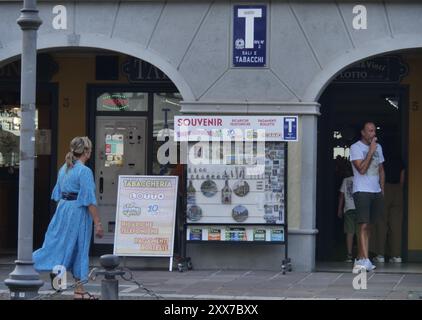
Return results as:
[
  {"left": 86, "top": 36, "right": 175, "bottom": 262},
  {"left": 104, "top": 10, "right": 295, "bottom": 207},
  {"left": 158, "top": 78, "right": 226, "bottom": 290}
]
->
[{"left": 33, "top": 160, "right": 97, "bottom": 281}]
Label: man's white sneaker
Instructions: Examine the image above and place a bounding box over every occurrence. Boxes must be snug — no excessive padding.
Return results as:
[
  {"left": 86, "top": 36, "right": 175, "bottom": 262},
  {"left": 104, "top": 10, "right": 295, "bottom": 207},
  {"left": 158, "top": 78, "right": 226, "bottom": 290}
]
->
[
  {"left": 373, "top": 255, "right": 385, "bottom": 263},
  {"left": 389, "top": 256, "right": 402, "bottom": 263},
  {"left": 353, "top": 259, "right": 367, "bottom": 272},
  {"left": 354, "top": 258, "right": 372, "bottom": 271},
  {"left": 364, "top": 258, "right": 376, "bottom": 271}
]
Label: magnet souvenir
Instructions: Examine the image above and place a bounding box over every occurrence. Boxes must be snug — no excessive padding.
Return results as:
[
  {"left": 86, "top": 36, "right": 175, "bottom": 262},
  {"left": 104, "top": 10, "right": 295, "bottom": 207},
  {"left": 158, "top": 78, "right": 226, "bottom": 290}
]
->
[
  {"left": 187, "top": 205, "right": 202, "bottom": 221},
  {"left": 263, "top": 214, "right": 277, "bottom": 224},
  {"left": 233, "top": 180, "right": 250, "bottom": 197},
  {"left": 232, "top": 205, "right": 249, "bottom": 222},
  {"left": 200, "top": 178, "right": 218, "bottom": 197}
]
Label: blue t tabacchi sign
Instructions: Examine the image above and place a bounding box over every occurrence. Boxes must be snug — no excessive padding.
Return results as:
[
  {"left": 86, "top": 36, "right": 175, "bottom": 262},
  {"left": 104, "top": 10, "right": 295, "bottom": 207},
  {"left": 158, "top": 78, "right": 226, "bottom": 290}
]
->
[
  {"left": 283, "top": 117, "right": 298, "bottom": 141},
  {"left": 233, "top": 5, "right": 267, "bottom": 67}
]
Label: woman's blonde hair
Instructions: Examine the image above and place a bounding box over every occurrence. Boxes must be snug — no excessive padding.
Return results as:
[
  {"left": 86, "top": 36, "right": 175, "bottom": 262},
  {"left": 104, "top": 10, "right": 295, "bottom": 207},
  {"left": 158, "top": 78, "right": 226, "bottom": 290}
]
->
[{"left": 65, "top": 136, "right": 92, "bottom": 171}]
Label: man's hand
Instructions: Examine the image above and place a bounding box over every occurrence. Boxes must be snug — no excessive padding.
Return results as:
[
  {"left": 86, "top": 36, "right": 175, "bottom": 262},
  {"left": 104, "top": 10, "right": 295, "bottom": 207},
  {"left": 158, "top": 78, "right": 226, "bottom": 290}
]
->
[
  {"left": 337, "top": 210, "right": 343, "bottom": 219},
  {"left": 369, "top": 137, "right": 377, "bottom": 154}
]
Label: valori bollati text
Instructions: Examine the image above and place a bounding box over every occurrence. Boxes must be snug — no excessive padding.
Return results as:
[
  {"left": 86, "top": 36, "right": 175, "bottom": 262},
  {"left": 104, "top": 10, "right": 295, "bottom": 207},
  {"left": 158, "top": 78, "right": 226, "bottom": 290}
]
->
[{"left": 135, "top": 238, "right": 168, "bottom": 251}]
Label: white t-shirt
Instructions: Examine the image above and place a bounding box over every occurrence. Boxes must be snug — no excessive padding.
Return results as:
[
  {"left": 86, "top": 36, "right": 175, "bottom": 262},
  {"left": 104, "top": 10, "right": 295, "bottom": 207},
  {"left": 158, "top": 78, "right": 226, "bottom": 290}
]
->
[
  {"left": 350, "top": 140, "right": 385, "bottom": 193},
  {"left": 339, "top": 176, "right": 356, "bottom": 212}
]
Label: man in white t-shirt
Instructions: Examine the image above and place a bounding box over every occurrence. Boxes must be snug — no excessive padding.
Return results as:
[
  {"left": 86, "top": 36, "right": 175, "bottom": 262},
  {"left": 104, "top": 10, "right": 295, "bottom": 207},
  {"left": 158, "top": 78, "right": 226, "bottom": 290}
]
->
[{"left": 350, "top": 122, "right": 385, "bottom": 272}]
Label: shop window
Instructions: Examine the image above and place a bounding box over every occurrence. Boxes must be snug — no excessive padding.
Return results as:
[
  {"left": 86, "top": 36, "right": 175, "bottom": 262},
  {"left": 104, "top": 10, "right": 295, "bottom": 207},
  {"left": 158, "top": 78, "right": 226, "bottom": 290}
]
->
[
  {"left": 96, "top": 92, "right": 148, "bottom": 112},
  {"left": 0, "top": 95, "right": 39, "bottom": 168}
]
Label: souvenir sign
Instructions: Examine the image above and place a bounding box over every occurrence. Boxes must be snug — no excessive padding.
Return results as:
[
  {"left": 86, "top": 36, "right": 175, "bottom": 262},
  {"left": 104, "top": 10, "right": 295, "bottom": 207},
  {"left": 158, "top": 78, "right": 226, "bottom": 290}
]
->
[{"left": 174, "top": 115, "right": 298, "bottom": 141}]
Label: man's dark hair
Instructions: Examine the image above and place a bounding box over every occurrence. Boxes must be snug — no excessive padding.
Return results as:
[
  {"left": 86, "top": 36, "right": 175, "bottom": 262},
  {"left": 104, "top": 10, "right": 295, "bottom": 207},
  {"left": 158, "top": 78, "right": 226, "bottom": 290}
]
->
[{"left": 361, "top": 121, "right": 376, "bottom": 131}]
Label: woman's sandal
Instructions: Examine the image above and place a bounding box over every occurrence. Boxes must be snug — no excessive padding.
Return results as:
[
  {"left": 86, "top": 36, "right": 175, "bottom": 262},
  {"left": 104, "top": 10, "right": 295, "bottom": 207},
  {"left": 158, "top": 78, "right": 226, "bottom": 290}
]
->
[{"left": 73, "top": 291, "right": 99, "bottom": 300}]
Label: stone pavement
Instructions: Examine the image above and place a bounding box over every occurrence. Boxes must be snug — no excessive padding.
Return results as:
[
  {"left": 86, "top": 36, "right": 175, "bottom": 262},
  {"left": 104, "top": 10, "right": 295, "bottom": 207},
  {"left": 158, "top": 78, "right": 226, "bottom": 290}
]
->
[{"left": 1, "top": 262, "right": 422, "bottom": 300}]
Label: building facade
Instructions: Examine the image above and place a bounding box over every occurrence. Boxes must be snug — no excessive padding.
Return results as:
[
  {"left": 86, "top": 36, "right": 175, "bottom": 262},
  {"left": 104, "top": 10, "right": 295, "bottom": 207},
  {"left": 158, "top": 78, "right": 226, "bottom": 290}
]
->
[{"left": 0, "top": 0, "right": 422, "bottom": 271}]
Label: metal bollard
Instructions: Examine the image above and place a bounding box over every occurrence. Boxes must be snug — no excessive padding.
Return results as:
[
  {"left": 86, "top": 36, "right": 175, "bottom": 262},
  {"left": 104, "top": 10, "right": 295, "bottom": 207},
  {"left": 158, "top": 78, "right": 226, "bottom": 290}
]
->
[{"left": 91, "top": 254, "right": 126, "bottom": 300}]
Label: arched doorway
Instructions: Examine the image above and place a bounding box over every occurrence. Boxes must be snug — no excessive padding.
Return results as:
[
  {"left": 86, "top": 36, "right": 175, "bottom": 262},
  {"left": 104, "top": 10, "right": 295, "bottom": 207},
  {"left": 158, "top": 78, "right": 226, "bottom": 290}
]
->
[
  {"left": 0, "top": 47, "right": 187, "bottom": 260},
  {"left": 316, "top": 49, "right": 422, "bottom": 269}
]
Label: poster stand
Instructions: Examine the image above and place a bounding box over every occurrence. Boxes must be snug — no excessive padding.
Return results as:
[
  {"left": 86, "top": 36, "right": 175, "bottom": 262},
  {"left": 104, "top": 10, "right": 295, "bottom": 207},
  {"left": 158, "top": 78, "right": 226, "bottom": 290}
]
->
[
  {"left": 113, "top": 175, "right": 178, "bottom": 272},
  {"left": 174, "top": 115, "right": 297, "bottom": 273}
]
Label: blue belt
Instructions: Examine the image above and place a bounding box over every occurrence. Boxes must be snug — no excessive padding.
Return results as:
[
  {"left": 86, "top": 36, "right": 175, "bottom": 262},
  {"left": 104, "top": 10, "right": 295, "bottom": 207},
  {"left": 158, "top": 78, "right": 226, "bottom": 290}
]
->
[{"left": 62, "top": 192, "right": 78, "bottom": 201}]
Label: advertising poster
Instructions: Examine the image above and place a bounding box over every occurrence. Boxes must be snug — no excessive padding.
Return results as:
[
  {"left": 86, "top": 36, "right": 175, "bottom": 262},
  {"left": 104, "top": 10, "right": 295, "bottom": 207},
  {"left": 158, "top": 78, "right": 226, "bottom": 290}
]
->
[
  {"left": 253, "top": 229, "right": 266, "bottom": 241},
  {"left": 208, "top": 228, "right": 221, "bottom": 241},
  {"left": 270, "top": 229, "right": 284, "bottom": 242},
  {"left": 105, "top": 134, "right": 124, "bottom": 167},
  {"left": 189, "top": 228, "right": 202, "bottom": 241},
  {"left": 114, "top": 175, "right": 178, "bottom": 258},
  {"left": 226, "top": 227, "right": 247, "bottom": 241}
]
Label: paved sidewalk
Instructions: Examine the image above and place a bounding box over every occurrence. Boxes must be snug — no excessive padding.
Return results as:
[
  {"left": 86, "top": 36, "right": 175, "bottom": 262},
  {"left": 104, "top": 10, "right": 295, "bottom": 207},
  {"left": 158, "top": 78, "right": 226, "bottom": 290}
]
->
[{"left": 1, "top": 263, "right": 422, "bottom": 300}]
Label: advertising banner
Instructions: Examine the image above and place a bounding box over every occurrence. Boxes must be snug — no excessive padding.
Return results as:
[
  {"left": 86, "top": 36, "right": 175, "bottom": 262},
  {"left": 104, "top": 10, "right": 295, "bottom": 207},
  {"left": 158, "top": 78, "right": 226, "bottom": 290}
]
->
[
  {"left": 114, "top": 175, "right": 178, "bottom": 262},
  {"left": 174, "top": 115, "right": 298, "bottom": 142}
]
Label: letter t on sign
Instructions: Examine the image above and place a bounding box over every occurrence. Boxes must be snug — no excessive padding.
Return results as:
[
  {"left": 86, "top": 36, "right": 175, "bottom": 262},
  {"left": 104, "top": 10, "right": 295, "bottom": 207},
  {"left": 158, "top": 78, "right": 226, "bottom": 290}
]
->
[{"left": 238, "top": 8, "right": 262, "bottom": 49}]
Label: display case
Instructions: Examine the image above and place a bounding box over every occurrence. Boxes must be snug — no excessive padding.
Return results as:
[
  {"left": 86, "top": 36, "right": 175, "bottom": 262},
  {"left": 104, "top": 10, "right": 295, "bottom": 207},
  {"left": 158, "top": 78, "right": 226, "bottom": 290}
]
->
[
  {"left": 175, "top": 115, "right": 296, "bottom": 273},
  {"left": 185, "top": 141, "right": 287, "bottom": 244}
]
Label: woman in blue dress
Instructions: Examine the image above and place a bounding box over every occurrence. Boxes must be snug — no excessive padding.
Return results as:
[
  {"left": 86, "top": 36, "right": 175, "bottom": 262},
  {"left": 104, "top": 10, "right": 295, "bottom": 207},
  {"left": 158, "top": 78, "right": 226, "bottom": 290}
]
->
[{"left": 33, "top": 136, "right": 104, "bottom": 299}]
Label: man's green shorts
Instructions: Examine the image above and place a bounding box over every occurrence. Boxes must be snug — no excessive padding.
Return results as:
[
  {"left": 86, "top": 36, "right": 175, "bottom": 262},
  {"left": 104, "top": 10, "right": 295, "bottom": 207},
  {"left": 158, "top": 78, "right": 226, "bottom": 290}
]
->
[{"left": 352, "top": 192, "right": 384, "bottom": 224}]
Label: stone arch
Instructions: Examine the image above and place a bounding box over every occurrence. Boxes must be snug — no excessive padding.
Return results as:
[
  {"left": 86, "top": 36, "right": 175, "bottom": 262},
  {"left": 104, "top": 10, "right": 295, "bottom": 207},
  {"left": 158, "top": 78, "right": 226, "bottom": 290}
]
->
[
  {"left": 303, "top": 34, "right": 422, "bottom": 102},
  {"left": 0, "top": 33, "right": 195, "bottom": 101}
]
